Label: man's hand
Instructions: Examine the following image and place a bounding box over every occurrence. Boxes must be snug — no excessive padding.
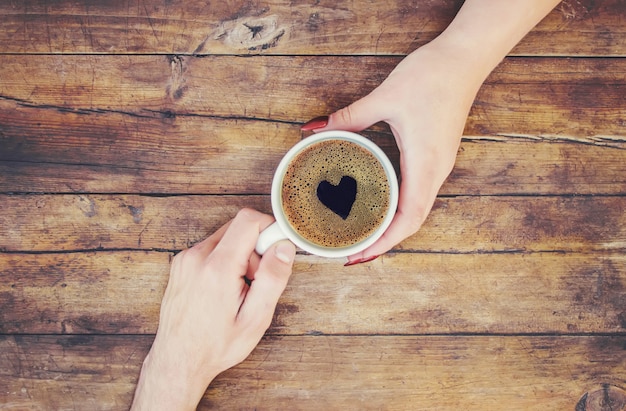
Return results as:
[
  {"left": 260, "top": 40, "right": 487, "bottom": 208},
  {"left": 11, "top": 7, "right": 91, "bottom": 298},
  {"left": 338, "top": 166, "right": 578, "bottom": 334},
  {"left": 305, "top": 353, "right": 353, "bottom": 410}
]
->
[{"left": 131, "top": 209, "right": 296, "bottom": 411}]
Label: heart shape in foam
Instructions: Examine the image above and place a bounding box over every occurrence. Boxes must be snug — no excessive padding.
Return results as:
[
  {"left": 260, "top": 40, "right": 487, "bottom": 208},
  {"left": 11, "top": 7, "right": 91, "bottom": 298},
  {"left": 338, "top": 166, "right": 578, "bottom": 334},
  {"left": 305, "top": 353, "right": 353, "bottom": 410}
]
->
[{"left": 316, "top": 176, "right": 357, "bottom": 220}]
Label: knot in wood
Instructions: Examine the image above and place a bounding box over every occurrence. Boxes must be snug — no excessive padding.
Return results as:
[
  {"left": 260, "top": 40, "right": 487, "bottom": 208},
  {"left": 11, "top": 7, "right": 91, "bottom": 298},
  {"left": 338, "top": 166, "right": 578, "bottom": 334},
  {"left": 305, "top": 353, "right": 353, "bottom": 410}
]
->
[
  {"left": 576, "top": 385, "right": 626, "bottom": 411},
  {"left": 216, "top": 15, "right": 286, "bottom": 52}
]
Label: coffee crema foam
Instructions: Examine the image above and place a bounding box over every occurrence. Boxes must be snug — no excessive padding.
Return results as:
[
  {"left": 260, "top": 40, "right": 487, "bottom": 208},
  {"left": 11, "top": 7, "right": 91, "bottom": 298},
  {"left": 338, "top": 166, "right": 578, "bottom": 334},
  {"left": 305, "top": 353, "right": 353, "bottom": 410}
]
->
[{"left": 281, "top": 139, "right": 390, "bottom": 248}]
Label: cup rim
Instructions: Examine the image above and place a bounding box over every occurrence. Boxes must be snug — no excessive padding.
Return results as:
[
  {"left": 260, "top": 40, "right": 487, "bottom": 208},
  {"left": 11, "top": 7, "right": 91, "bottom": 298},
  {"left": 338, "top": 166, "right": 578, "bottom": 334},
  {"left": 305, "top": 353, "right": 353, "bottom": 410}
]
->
[{"left": 271, "top": 130, "right": 399, "bottom": 258}]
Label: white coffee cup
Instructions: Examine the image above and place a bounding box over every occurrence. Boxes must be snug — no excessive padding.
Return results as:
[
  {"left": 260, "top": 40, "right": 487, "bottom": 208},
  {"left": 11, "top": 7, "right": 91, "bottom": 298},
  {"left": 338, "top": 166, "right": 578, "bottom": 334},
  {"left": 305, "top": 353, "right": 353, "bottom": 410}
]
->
[{"left": 255, "top": 130, "right": 399, "bottom": 258}]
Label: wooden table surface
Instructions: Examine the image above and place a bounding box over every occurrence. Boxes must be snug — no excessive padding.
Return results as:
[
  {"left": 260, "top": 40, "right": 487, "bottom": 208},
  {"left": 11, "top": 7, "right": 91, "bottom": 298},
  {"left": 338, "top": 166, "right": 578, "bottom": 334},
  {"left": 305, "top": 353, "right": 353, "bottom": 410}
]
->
[{"left": 1, "top": 1, "right": 625, "bottom": 410}]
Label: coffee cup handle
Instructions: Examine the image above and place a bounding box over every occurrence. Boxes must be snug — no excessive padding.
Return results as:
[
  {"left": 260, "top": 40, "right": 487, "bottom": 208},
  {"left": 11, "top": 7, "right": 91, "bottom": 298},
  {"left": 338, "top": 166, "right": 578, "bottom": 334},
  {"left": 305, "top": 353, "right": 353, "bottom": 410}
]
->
[{"left": 255, "top": 222, "right": 289, "bottom": 255}]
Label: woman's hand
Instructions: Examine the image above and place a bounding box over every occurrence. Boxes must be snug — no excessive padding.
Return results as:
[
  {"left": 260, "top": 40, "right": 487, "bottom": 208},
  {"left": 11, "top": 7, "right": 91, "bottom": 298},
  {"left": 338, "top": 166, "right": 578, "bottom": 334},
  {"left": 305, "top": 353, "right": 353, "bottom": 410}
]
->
[
  {"left": 131, "top": 209, "right": 296, "bottom": 411},
  {"left": 305, "top": 42, "right": 484, "bottom": 263},
  {"left": 303, "top": 0, "right": 561, "bottom": 264}
]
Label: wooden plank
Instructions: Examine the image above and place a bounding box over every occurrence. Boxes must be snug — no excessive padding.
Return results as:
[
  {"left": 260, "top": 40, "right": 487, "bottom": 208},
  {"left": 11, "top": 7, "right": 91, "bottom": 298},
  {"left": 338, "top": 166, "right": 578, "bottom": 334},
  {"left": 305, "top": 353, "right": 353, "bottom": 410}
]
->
[
  {"left": 1, "top": 335, "right": 624, "bottom": 410},
  {"left": 0, "top": 251, "right": 168, "bottom": 335},
  {"left": 207, "top": 336, "right": 626, "bottom": 410},
  {"left": 0, "top": 0, "right": 624, "bottom": 56},
  {"left": 1, "top": 252, "right": 624, "bottom": 335},
  {"left": 1, "top": 120, "right": 625, "bottom": 197},
  {"left": 1, "top": 195, "right": 624, "bottom": 253},
  {"left": 0, "top": 55, "right": 624, "bottom": 133},
  {"left": 0, "top": 335, "right": 149, "bottom": 410},
  {"left": 0, "top": 195, "right": 269, "bottom": 252},
  {"left": 0, "top": 107, "right": 295, "bottom": 195},
  {"left": 3, "top": 138, "right": 625, "bottom": 195},
  {"left": 1, "top": 55, "right": 624, "bottom": 195}
]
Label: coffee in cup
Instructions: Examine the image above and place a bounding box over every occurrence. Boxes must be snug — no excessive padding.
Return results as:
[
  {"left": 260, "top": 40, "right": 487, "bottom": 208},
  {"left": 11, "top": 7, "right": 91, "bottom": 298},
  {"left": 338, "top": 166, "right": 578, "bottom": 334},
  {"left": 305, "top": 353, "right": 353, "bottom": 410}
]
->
[
  {"left": 281, "top": 138, "right": 390, "bottom": 248},
  {"left": 256, "top": 130, "right": 398, "bottom": 258}
]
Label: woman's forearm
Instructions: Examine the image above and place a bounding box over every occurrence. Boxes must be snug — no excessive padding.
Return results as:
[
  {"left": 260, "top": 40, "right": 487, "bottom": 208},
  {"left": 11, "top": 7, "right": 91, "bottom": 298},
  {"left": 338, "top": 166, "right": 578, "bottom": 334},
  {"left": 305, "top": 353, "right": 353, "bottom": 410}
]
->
[{"left": 432, "top": 0, "right": 562, "bottom": 82}]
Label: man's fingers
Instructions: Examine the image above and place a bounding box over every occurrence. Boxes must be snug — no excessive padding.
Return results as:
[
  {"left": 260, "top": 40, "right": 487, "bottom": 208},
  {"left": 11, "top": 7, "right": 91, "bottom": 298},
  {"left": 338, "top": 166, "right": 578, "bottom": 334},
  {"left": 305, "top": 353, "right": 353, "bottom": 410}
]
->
[
  {"left": 209, "top": 208, "right": 275, "bottom": 275},
  {"left": 188, "top": 219, "right": 233, "bottom": 257}
]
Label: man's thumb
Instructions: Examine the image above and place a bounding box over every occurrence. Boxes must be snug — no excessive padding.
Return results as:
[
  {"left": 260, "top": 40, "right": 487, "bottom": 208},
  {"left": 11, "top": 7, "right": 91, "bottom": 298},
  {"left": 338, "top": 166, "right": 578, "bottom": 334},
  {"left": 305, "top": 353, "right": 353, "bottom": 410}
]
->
[
  {"left": 271, "top": 240, "right": 296, "bottom": 266},
  {"left": 254, "top": 240, "right": 296, "bottom": 292},
  {"left": 238, "top": 240, "right": 296, "bottom": 330}
]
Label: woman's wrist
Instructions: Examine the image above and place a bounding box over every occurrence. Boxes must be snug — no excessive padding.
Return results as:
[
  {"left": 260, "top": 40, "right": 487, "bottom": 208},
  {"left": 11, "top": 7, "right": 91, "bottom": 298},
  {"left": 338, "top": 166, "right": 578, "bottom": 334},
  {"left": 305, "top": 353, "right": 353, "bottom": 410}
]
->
[
  {"left": 418, "top": 36, "right": 493, "bottom": 95},
  {"left": 426, "top": 0, "right": 562, "bottom": 85}
]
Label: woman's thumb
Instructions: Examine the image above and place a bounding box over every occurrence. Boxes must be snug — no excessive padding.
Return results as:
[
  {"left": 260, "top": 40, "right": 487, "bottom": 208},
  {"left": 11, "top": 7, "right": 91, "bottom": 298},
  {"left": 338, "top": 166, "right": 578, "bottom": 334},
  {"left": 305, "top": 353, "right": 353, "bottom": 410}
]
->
[{"left": 302, "top": 94, "right": 382, "bottom": 133}]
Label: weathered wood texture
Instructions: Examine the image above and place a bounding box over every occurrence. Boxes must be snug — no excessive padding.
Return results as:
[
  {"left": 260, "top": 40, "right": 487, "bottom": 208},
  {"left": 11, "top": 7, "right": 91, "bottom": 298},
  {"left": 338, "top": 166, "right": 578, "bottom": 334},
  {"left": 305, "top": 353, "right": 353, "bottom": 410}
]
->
[
  {"left": 3, "top": 131, "right": 626, "bottom": 196},
  {"left": 0, "top": 56, "right": 624, "bottom": 133},
  {"left": 2, "top": 252, "right": 625, "bottom": 335},
  {"left": 2, "top": 55, "right": 624, "bottom": 194},
  {"left": 1, "top": 1, "right": 625, "bottom": 409},
  {"left": 1, "top": 195, "right": 625, "bottom": 253},
  {"left": 1, "top": 335, "right": 625, "bottom": 410},
  {"left": 0, "top": 0, "right": 625, "bottom": 56}
]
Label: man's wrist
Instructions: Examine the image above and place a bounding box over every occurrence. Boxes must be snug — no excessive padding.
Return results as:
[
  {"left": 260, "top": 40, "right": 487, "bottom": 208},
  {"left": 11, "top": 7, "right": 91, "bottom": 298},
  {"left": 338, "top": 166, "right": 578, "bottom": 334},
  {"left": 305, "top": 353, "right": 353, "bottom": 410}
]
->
[{"left": 131, "top": 345, "right": 217, "bottom": 411}]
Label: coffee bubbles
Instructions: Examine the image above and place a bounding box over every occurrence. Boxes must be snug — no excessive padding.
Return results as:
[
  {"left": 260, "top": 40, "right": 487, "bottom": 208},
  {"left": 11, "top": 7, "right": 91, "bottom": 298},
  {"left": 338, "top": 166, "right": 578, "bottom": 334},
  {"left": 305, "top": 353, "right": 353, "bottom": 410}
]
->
[{"left": 281, "top": 139, "right": 390, "bottom": 248}]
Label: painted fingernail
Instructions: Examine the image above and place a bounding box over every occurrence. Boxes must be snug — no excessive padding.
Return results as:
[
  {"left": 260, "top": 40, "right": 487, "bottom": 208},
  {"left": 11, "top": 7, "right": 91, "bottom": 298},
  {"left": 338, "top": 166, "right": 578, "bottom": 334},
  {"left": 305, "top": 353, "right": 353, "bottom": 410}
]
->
[
  {"left": 344, "top": 255, "right": 380, "bottom": 267},
  {"left": 301, "top": 115, "right": 329, "bottom": 131}
]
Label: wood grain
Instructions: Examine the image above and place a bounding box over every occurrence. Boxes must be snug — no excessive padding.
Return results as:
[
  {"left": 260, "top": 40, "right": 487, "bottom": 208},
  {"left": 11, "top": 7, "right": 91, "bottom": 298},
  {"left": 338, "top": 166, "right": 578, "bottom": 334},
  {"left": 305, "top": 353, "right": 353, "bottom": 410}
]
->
[
  {"left": 2, "top": 55, "right": 624, "bottom": 195},
  {"left": 1, "top": 194, "right": 624, "bottom": 253},
  {"left": 1, "top": 335, "right": 624, "bottom": 410},
  {"left": 0, "top": 335, "right": 148, "bottom": 410},
  {"left": 3, "top": 138, "right": 625, "bottom": 195},
  {"left": 2, "top": 1, "right": 625, "bottom": 408},
  {"left": 1, "top": 0, "right": 624, "bottom": 56},
  {"left": 0, "top": 55, "right": 624, "bottom": 132},
  {"left": 2, "top": 252, "right": 624, "bottom": 335}
]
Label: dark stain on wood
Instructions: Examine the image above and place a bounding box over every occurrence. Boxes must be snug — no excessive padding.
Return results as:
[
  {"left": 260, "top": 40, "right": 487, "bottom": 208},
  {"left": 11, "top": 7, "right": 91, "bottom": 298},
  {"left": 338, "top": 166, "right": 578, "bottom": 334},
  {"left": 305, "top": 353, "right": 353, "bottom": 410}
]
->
[
  {"left": 77, "top": 195, "right": 97, "bottom": 218},
  {"left": 270, "top": 302, "right": 300, "bottom": 328},
  {"left": 66, "top": 315, "right": 132, "bottom": 334},
  {"left": 127, "top": 205, "right": 144, "bottom": 224},
  {"left": 0, "top": 292, "right": 16, "bottom": 332},
  {"left": 248, "top": 29, "right": 285, "bottom": 51},
  {"left": 243, "top": 22, "right": 264, "bottom": 38},
  {"left": 166, "top": 55, "right": 187, "bottom": 101},
  {"left": 57, "top": 335, "right": 94, "bottom": 348},
  {"left": 564, "top": 259, "right": 626, "bottom": 330},
  {"left": 522, "top": 197, "right": 620, "bottom": 246},
  {"left": 306, "top": 12, "right": 324, "bottom": 32}
]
